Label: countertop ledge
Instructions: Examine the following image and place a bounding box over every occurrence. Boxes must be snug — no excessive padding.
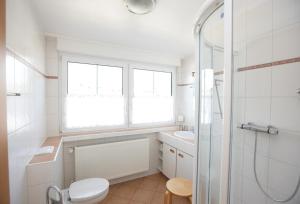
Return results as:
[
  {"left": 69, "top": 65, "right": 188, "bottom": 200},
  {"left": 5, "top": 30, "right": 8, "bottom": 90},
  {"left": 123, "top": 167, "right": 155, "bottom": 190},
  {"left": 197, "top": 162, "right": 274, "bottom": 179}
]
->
[
  {"left": 29, "top": 136, "right": 62, "bottom": 165},
  {"left": 62, "top": 126, "right": 178, "bottom": 142}
]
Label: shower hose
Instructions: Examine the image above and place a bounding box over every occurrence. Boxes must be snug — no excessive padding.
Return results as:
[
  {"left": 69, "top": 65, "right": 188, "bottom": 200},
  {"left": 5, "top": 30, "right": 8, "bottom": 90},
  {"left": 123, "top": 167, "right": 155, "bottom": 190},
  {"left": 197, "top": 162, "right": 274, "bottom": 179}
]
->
[{"left": 253, "top": 131, "right": 300, "bottom": 203}]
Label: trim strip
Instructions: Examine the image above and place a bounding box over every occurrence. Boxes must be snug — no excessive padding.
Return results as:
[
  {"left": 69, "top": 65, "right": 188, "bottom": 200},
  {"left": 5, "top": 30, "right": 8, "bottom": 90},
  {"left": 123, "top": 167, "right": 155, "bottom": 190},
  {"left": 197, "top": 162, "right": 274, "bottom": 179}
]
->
[
  {"left": 238, "top": 56, "right": 300, "bottom": 72},
  {"left": 6, "top": 48, "right": 58, "bottom": 79}
]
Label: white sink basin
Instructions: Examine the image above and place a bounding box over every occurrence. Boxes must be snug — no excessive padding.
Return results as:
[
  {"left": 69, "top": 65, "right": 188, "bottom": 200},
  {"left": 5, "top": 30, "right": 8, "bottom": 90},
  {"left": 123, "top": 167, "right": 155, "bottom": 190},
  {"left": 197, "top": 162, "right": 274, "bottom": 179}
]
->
[{"left": 174, "top": 131, "right": 195, "bottom": 141}]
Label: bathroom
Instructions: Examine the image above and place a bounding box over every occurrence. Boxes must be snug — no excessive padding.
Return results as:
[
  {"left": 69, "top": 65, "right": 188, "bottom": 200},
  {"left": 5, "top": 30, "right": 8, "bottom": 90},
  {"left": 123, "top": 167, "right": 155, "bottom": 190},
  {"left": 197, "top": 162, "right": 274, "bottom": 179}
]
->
[{"left": 0, "top": 0, "right": 299, "bottom": 204}]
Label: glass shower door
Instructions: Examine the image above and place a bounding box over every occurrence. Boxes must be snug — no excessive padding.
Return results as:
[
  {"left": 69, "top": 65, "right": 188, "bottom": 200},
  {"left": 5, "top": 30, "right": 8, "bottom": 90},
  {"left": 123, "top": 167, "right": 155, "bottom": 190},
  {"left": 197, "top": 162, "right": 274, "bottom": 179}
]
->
[{"left": 197, "top": 5, "right": 224, "bottom": 204}]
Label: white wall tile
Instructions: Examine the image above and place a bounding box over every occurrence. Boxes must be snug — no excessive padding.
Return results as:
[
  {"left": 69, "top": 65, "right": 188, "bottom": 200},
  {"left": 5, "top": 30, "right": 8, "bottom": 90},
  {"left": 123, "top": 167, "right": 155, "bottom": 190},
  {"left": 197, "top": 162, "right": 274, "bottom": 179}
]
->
[
  {"left": 46, "top": 97, "right": 59, "bottom": 115},
  {"left": 46, "top": 79, "right": 59, "bottom": 97},
  {"left": 243, "top": 146, "right": 269, "bottom": 185},
  {"left": 6, "top": 54, "right": 15, "bottom": 92},
  {"left": 46, "top": 58, "right": 58, "bottom": 76},
  {"left": 7, "top": 97, "right": 16, "bottom": 134},
  {"left": 268, "top": 159, "right": 300, "bottom": 201},
  {"left": 273, "top": 23, "right": 300, "bottom": 61},
  {"left": 242, "top": 177, "right": 267, "bottom": 204},
  {"left": 47, "top": 114, "right": 60, "bottom": 137},
  {"left": 271, "top": 62, "right": 300, "bottom": 97},
  {"left": 269, "top": 131, "right": 300, "bottom": 167},
  {"left": 246, "top": 0, "right": 272, "bottom": 40},
  {"left": 273, "top": 0, "right": 300, "bottom": 30},
  {"left": 233, "top": 72, "right": 246, "bottom": 98},
  {"left": 246, "top": 34, "right": 273, "bottom": 66},
  {"left": 245, "top": 68, "right": 271, "bottom": 97},
  {"left": 271, "top": 97, "right": 300, "bottom": 132},
  {"left": 245, "top": 97, "right": 271, "bottom": 126}
]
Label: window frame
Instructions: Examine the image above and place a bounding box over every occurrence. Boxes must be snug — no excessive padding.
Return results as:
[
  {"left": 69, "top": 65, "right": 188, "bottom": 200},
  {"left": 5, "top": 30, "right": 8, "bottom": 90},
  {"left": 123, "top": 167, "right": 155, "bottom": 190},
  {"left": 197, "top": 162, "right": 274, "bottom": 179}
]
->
[
  {"left": 60, "top": 53, "right": 176, "bottom": 133},
  {"left": 128, "top": 63, "right": 176, "bottom": 128}
]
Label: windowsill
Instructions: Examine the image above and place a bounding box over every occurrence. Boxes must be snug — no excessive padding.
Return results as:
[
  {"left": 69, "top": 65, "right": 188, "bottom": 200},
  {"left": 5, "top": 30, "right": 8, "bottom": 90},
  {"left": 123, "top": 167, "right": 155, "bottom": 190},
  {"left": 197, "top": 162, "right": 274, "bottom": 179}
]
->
[{"left": 62, "top": 125, "right": 179, "bottom": 142}]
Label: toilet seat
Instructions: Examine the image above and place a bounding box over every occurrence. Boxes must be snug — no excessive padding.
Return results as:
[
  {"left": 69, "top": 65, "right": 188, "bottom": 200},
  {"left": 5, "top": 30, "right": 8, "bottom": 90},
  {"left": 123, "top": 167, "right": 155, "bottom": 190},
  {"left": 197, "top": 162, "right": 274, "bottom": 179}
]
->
[{"left": 69, "top": 178, "right": 109, "bottom": 203}]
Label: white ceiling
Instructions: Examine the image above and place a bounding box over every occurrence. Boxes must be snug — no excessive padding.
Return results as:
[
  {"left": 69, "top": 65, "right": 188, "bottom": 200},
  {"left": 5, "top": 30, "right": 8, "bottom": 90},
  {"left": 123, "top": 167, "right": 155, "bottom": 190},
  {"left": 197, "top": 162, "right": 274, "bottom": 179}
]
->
[{"left": 30, "top": 0, "right": 204, "bottom": 58}]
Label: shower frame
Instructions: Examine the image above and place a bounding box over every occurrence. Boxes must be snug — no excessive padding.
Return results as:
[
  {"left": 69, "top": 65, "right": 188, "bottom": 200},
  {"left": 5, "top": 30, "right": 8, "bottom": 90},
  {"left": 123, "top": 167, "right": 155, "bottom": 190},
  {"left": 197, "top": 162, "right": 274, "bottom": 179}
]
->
[{"left": 193, "top": 0, "right": 233, "bottom": 204}]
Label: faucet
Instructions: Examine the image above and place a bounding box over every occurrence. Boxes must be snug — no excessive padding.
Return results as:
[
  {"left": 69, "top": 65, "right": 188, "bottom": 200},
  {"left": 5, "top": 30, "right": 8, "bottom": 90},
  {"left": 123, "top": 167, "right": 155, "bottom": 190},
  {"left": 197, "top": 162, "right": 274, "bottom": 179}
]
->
[{"left": 46, "top": 186, "right": 63, "bottom": 204}]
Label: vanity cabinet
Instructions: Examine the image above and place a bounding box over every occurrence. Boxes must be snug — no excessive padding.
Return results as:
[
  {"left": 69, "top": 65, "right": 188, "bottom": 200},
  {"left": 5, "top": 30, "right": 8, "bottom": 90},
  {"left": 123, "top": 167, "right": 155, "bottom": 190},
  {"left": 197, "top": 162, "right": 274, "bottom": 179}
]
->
[
  {"left": 176, "top": 150, "right": 193, "bottom": 180},
  {"left": 162, "top": 143, "right": 193, "bottom": 180},
  {"left": 162, "top": 143, "right": 177, "bottom": 178}
]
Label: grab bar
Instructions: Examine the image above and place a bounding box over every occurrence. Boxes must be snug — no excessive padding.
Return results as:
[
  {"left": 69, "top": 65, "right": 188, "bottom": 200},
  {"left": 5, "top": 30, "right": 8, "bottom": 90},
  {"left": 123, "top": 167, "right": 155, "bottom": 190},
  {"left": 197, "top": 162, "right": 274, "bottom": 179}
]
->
[
  {"left": 7, "top": 92, "right": 21, "bottom": 96},
  {"left": 46, "top": 185, "right": 63, "bottom": 204},
  {"left": 238, "top": 122, "right": 278, "bottom": 135}
]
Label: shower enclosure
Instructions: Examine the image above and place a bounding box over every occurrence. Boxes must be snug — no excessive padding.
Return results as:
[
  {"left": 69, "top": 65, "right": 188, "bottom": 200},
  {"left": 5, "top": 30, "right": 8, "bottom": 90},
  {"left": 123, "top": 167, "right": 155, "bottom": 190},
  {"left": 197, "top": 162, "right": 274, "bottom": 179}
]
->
[{"left": 194, "top": 0, "right": 300, "bottom": 204}]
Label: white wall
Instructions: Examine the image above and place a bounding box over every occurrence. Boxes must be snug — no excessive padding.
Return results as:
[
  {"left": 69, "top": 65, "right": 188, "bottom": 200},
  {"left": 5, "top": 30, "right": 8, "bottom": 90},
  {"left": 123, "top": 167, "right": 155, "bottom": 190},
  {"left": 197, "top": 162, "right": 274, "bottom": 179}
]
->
[
  {"left": 176, "top": 55, "right": 196, "bottom": 128},
  {"left": 231, "top": 0, "right": 300, "bottom": 204},
  {"left": 6, "top": 0, "right": 45, "bottom": 74},
  {"left": 6, "top": 0, "right": 46, "bottom": 203}
]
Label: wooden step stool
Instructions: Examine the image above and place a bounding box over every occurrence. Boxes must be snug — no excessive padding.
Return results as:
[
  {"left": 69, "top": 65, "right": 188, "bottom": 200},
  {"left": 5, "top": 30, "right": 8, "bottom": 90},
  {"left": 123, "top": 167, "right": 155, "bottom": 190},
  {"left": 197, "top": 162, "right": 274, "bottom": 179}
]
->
[{"left": 164, "top": 178, "right": 192, "bottom": 204}]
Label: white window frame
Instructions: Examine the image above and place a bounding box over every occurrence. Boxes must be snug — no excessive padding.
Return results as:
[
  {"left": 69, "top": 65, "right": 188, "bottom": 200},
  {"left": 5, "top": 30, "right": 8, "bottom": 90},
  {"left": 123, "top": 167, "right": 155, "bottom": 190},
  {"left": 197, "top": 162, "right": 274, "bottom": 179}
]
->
[
  {"left": 128, "top": 63, "right": 176, "bottom": 128},
  {"left": 60, "top": 53, "right": 176, "bottom": 133}
]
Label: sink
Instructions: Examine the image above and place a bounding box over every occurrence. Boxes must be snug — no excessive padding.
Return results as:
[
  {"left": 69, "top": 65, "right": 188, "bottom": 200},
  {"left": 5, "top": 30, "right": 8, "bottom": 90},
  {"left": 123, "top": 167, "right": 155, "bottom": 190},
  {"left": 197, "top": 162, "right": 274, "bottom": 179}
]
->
[{"left": 174, "top": 131, "right": 195, "bottom": 141}]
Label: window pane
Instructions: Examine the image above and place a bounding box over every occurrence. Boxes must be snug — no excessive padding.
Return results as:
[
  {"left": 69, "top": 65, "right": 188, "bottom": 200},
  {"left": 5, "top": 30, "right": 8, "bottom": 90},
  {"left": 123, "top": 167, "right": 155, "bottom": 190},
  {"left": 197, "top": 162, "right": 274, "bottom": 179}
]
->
[
  {"left": 67, "top": 62, "right": 97, "bottom": 95},
  {"left": 154, "top": 72, "right": 172, "bottom": 97},
  {"left": 64, "top": 96, "right": 125, "bottom": 129},
  {"left": 98, "top": 65, "right": 123, "bottom": 96},
  {"left": 134, "top": 69, "right": 154, "bottom": 96},
  {"left": 132, "top": 69, "right": 173, "bottom": 124}
]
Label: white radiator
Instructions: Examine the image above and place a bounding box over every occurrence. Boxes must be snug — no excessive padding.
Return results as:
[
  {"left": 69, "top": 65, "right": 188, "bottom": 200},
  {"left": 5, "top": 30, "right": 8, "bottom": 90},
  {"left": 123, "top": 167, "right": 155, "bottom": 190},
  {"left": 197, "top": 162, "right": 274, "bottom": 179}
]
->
[{"left": 75, "top": 138, "right": 149, "bottom": 180}]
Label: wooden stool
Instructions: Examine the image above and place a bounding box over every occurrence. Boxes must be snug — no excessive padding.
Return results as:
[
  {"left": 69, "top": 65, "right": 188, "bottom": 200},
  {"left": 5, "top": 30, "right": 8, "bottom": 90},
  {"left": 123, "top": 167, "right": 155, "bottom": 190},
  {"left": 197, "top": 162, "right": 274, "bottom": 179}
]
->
[{"left": 164, "top": 178, "right": 192, "bottom": 204}]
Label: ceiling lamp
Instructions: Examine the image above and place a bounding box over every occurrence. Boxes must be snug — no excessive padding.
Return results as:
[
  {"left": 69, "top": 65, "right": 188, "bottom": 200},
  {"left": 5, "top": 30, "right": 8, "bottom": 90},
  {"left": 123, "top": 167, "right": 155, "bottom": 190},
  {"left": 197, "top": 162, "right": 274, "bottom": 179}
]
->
[{"left": 124, "top": 0, "right": 157, "bottom": 15}]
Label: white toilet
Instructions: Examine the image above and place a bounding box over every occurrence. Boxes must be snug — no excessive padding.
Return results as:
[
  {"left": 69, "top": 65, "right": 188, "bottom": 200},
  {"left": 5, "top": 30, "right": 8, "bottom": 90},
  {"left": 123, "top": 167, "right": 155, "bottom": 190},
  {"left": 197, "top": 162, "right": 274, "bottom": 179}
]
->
[{"left": 48, "top": 178, "right": 109, "bottom": 204}]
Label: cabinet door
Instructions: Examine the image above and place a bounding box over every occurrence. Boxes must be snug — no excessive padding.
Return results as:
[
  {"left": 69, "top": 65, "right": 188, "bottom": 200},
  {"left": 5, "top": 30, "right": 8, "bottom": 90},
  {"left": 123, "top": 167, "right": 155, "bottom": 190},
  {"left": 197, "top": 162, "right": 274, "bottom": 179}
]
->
[
  {"left": 176, "top": 150, "right": 193, "bottom": 180},
  {"left": 162, "top": 143, "right": 176, "bottom": 178}
]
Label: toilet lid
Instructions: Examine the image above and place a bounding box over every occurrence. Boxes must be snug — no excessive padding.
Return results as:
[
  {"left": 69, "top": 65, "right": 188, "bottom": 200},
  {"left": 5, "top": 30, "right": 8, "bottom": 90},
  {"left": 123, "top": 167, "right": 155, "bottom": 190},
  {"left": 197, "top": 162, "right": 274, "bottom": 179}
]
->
[{"left": 69, "top": 178, "right": 109, "bottom": 202}]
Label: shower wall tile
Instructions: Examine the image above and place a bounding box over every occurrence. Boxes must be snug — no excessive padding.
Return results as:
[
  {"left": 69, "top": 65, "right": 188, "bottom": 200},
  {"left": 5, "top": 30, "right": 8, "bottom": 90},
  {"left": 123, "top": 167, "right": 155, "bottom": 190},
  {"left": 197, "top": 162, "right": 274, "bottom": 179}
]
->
[
  {"left": 246, "top": 0, "right": 272, "bottom": 40},
  {"left": 246, "top": 34, "right": 273, "bottom": 66},
  {"left": 270, "top": 97, "right": 300, "bottom": 132},
  {"left": 242, "top": 177, "right": 267, "bottom": 204},
  {"left": 243, "top": 131, "right": 269, "bottom": 156},
  {"left": 245, "top": 68, "right": 271, "bottom": 97},
  {"left": 233, "top": 71, "right": 246, "bottom": 98},
  {"left": 273, "top": 23, "right": 300, "bottom": 61},
  {"left": 273, "top": 0, "right": 300, "bottom": 30},
  {"left": 233, "top": 0, "right": 300, "bottom": 203},
  {"left": 271, "top": 62, "right": 300, "bottom": 97},
  {"left": 243, "top": 146, "right": 269, "bottom": 185},
  {"left": 245, "top": 97, "right": 271, "bottom": 126},
  {"left": 269, "top": 131, "right": 300, "bottom": 167},
  {"left": 268, "top": 159, "right": 300, "bottom": 202}
]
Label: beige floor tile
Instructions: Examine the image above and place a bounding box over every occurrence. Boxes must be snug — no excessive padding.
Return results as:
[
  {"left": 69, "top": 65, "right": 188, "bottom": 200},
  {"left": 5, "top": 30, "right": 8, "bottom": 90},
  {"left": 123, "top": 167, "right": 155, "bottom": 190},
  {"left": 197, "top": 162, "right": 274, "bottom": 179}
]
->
[
  {"left": 139, "top": 179, "right": 160, "bottom": 191},
  {"left": 102, "top": 196, "right": 130, "bottom": 204},
  {"left": 150, "top": 191, "right": 165, "bottom": 204},
  {"left": 132, "top": 189, "right": 156, "bottom": 203},
  {"left": 113, "top": 185, "right": 137, "bottom": 199}
]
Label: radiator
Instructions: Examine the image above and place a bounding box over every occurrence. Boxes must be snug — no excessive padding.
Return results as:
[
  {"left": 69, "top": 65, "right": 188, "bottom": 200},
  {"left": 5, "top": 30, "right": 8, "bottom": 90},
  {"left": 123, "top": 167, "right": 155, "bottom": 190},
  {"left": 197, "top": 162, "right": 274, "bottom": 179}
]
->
[{"left": 75, "top": 138, "right": 149, "bottom": 180}]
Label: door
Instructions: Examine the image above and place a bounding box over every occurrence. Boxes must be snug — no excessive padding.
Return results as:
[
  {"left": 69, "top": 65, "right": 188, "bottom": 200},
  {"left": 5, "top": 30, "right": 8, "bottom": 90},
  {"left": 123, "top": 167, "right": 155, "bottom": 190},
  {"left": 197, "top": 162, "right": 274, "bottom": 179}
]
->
[
  {"left": 0, "top": 0, "right": 10, "bottom": 203},
  {"left": 162, "top": 143, "right": 176, "bottom": 178},
  {"left": 196, "top": 4, "right": 224, "bottom": 204},
  {"left": 176, "top": 150, "right": 193, "bottom": 180}
]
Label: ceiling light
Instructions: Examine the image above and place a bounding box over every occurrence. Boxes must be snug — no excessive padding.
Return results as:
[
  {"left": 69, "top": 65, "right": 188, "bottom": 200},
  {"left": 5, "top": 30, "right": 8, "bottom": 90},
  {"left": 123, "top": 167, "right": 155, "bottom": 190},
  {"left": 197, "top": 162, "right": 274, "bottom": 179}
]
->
[{"left": 124, "top": 0, "right": 157, "bottom": 15}]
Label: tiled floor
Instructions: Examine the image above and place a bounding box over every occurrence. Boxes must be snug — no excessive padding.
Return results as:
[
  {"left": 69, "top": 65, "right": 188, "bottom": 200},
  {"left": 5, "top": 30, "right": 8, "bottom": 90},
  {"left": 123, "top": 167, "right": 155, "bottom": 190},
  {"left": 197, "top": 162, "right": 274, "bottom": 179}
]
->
[{"left": 100, "top": 173, "right": 191, "bottom": 204}]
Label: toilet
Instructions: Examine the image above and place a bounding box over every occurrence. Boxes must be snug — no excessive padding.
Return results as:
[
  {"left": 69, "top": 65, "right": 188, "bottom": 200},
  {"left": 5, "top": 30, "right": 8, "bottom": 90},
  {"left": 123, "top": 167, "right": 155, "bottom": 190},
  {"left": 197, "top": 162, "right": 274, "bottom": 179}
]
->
[{"left": 60, "top": 178, "right": 109, "bottom": 204}]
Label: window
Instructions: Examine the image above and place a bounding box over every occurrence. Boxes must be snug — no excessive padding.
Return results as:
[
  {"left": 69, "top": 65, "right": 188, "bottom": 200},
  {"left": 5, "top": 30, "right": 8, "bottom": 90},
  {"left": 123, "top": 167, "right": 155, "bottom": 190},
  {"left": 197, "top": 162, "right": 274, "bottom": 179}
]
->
[
  {"left": 63, "top": 62, "right": 125, "bottom": 130},
  {"left": 132, "top": 69, "right": 174, "bottom": 124},
  {"left": 61, "top": 56, "right": 175, "bottom": 132}
]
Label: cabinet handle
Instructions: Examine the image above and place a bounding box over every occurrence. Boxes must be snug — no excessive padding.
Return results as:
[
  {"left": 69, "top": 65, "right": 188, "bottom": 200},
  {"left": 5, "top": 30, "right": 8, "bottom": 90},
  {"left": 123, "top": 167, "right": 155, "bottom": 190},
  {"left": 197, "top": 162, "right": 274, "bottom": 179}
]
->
[
  {"left": 178, "top": 153, "right": 184, "bottom": 158},
  {"left": 169, "top": 149, "right": 175, "bottom": 153}
]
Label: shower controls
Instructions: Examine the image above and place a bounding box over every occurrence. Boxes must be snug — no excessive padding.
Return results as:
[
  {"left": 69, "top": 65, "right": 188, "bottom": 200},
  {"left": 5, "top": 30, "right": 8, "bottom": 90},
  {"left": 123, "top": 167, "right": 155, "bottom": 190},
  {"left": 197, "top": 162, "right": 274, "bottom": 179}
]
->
[
  {"left": 237, "top": 122, "right": 300, "bottom": 203},
  {"left": 297, "top": 88, "right": 300, "bottom": 95},
  {"left": 238, "top": 122, "right": 278, "bottom": 135}
]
